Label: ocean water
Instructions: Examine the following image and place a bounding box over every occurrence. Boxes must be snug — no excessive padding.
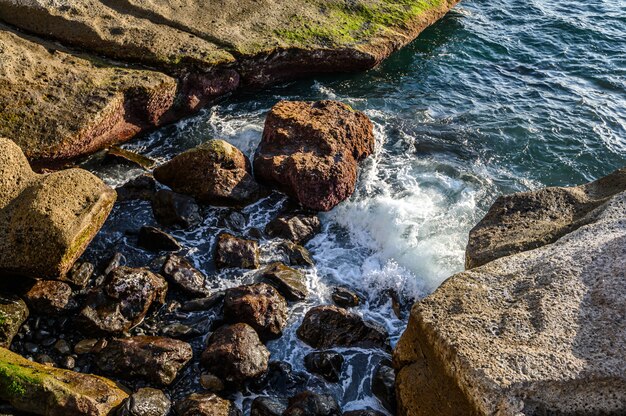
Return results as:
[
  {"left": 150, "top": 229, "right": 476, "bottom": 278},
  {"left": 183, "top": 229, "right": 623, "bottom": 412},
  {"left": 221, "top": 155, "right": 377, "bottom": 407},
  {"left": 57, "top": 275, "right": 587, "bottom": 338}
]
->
[{"left": 85, "top": 0, "right": 626, "bottom": 413}]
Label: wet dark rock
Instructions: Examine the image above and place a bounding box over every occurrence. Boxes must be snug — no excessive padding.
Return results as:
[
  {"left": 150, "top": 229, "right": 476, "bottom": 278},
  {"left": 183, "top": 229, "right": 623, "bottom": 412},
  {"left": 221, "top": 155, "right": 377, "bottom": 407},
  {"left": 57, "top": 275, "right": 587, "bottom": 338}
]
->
[
  {"left": 104, "top": 146, "right": 155, "bottom": 170},
  {"left": 161, "top": 254, "right": 209, "bottom": 297},
  {"left": 138, "top": 226, "right": 182, "bottom": 252},
  {"left": 265, "top": 213, "right": 321, "bottom": 244},
  {"left": 304, "top": 351, "right": 344, "bottom": 383},
  {"left": 35, "top": 353, "right": 55, "bottom": 366},
  {"left": 331, "top": 287, "right": 362, "bottom": 308},
  {"left": 152, "top": 189, "right": 202, "bottom": 229},
  {"left": 215, "top": 233, "right": 259, "bottom": 269},
  {"left": 104, "top": 252, "right": 126, "bottom": 276},
  {"left": 0, "top": 295, "right": 28, "bottom": 348},
  {"left": 61, "top": 355, "right": 76, "bottom": 370},
  {"left": 78, "top": 267, "right": 167, "bottom": 334},
  {"left": 116, "top": 174, "right": 157, "bottom": 202},
  {"left": 175, "top": 393, "right": 241, "bottom": 416},
  {"left": 117, "top": 388, "right": 171, "bottom": 416},
  {"left": 160, "top": 323, "right": 200, "bottom": 339},
  {"left": 53, "top": 339, "right": 71, "bottom": 355},
  {"left": 181, "top": 292, "right": 225, "bottom": 312},
  {"left": 277, "top": 241, "right": 315, "bottom": 267},
  {"left": 343, "top": 411, "right": 386, "bottom": 416},
  {"left": 372, "top": 363, "right": 396, "bottom": 414},
  {"left": 297, "top": 306, "right": 390, "bottom": 350},
  {"left": 258, "top": 262, "right": 307, "bottom": 301},
  {"left": 67, "top": 261, "right": 95, "bottom": 288},
  {"left": 222, "top": 211, "right": 247, "bottom": 231},
  {"left": 96, "top": 336, "right": 192, "bottom": 386},
  {"left": 249, "top": 361, "right": 308, "bottom": 398},
  {"left": 201, "top": 323, "right": 269, "bottom": 386},
  {"left": 24, "top": 280, "right": 73, "bottom": 315},
  {"left": 284, "top": 391, "right": 341, "bottom": 416},
  {"left": 23, "top": 342, "right": 38, "bottom": 354},
  {"left": 199, "top": 372, "right": 225, "bottom": 392},
  {"left": 74, "top": 338, "right": 100, "bottom": 355},
  {"left": 250, "top": 396, "right": 287, "bottom": 416},
  {"left": 154, "top": 139, "right": 265, "bottom": 207},
  {"left": 223, "top": 283, "right": 288, "bottom": 341}
]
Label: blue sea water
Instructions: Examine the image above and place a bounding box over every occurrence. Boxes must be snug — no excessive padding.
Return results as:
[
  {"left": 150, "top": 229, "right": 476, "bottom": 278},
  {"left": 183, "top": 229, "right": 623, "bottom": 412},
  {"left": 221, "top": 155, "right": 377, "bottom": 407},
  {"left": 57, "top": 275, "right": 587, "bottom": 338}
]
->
[{"left": 87, "top": 0, "right": 626, "bottom": 412}]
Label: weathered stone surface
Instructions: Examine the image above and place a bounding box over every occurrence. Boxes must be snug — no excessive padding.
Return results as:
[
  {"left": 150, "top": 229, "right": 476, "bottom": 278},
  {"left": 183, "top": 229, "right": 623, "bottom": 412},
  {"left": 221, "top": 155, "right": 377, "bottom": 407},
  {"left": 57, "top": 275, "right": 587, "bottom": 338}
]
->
[
  {"left": 79, "top": 267, "right": 167, "bottom": 334},
  {"left": 284, "top": 391, "right": 341, "bottom": 416},
  {"left": 0, "top": 346, "right": 128, "bottom": 416},
  {"left": 265, "top": 213, "right": 321, "bottom": 244},
  {"left": 258, "top": 262, "right": 308, "bottom": 301},
  {"left": 466, "top": 166, "right": 626, "bottom": 269},
  {"left": 154, "top": 140, "right": 265, "bottom": 207},
  {"left": 304, "top": 351, "right": 344, "bottom": 383},
  {"left": 0, "top": 296, "right": 28, "bottom": 348},
  {"left": 223, "top": 283, "right": 288, "bottom": 341},
  {"left": 0, "top": 138, "right": 116, "bottom": 280},
  {"left": 117, "top": 388, "right": 171, "bottom": 416},
  {"left": 175, "top": 393, "right": 241, "bottom": 416},
  {"left": 152, "top": 190, "right": 202, "bottom": 229},
  {"left": 394, "top": 183, "right": 626, "bottom": 415},
  {"left": 24, "top": 280, "right": 73, "bottom": 315},
  {"left": 215, "top": 233, "right": 260, "bottom": 269},
  {"left": 138, "top": 226, "right": 182, "bottom": 252},
  {"left": 201, "top": 323, "right": 270, "bottom": 386},
  {"left": 161, "top": 254, "right": 209, "bottom": 297},
  {"left": 297, "top": 305, "right": 390, "bottom": 350},
  {"left": 96, "top": 336, "right": 192, "bottom": 386},
  {"left": 254, "top": 101, "right": 375, "bottom": 211}
]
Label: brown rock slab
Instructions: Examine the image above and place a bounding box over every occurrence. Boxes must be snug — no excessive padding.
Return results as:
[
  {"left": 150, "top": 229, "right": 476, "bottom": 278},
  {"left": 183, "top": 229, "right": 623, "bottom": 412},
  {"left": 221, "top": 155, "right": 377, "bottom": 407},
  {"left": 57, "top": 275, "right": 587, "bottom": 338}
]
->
[
  {"left": 175, "top": 393, "right": 241, "bottom": 416},
  {"left": 265, "top": 213, "right": 321, "bottom": 244},
  {"left": 24, "top": 280, "right": 73, "bottom": 315},
  {"left": 258, "top": 262, "right": 308, "bottom": 301},
  {"left": 215, "top": 233, "right": 260, "bottom": 269}
]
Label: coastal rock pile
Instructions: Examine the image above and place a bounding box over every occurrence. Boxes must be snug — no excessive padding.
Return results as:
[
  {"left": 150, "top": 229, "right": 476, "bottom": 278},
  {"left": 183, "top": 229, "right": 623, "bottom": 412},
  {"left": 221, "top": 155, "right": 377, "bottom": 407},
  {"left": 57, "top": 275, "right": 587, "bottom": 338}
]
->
[{"left": 394, "top": 167, "right": 626, "bottom": 415}]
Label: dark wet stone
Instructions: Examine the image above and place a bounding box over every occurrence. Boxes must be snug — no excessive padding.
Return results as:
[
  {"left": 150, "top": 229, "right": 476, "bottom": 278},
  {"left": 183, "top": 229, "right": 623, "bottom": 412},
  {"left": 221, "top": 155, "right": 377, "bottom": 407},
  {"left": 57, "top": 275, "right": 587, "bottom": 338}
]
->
[
  {"left": 67, "top": 261, "right": 95, "bottom": 288},
  {"left": 104, "top": 146, "right": 155, "bottom": 170},
  {"left": 96, "top": 336, "right": 192, "bottom": 386},
  {"left": 222, "top": 211, "right": 246, "bottom": 231},
  {"left": 284, "top": 391, "right": 341, "bottom": 416},
  {"left": 214, "top": 233, "right": 259, "bottom": 269},
  {"left": 152, "top": 189, "right": 202, "bottom": 229},
  {"left": 116, "top": 174, "right": 157, "bottom": 202},
  {"left": 304, "top": 351, "right": 344, "bottom": 383},
  {"left": 160, "top": 323, "right": 200, "bottom": 339},
  {"left": 297, "top": 305, "right": 390, "bottom": 350},
  {"left": 331, "top": 287, "right": 362, "bottom": 308},
  {"left": 175, "top": 393, "right": 241, "bottom": 416},
  {"left": 343, "top": 411, "right": 387, "bottom": 416},
  {"left": 53, "top": 339, "right": 71, "bottom": 355},
  {"left": 201, "top": 323, "right": 269, "bottom": 386},
  {"left": 277, "top": 241, "right": 315, "bottom": 267},
  {"left": 104, "top": 252, "right": 126, "bottom": 276},
  {"left": 258, "top": 262, "right": 307, "bottom": 301},
  {"left": 117, "top": 388, "right": 171, "bottom": 416},
  {"left": 265, "top": 213, "right": 321, "bottom": 244},
  {"left": 250, "top": 396, "right": 287, "bottom": 416},
  {"left": 372, "top": 363, "right": 396, "bottom": 413},
  {"left": 0, "top": 295, "right": 28, "bottom": 348},
  {"left": 181, "top": 292, "right": 225, "bottom": 312},
  {"left": 24, "top": 280, "right": 73, "bottom": 315},
  {"left": 223, "top": 283, "right": 287, "bottom": 341},
  {"left": 138, "top": 226, "right": 182, "bottom": 252},
  {"left": 161, "top": 254, "right": 209, "bottom": 297},
  {"left": 249, "top": 361, "right": 308, "bottom": 398},
  {"left": 199, "top": 373, "right": 225, "bottom": 392},
  {"left": 78, "top": 267, "right": 167, "bottom": 334}
]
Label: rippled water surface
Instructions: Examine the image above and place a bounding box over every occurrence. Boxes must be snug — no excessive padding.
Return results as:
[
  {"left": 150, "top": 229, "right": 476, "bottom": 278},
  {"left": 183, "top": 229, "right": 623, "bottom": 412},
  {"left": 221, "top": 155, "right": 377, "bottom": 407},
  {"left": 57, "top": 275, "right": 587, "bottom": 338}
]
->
[{"left": 86, "top": 0, "right": 626, "bottom": 412}]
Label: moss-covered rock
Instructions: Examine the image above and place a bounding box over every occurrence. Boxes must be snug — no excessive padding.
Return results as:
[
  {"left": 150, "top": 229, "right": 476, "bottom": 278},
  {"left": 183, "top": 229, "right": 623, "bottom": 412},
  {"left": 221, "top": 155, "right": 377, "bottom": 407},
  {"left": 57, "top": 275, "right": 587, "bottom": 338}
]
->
[
  {"left": 0, "top": 138, "right": 116, "bottom": 280},
  {"left": 0, "top": 347, "right": 128, "bottom": 416}
]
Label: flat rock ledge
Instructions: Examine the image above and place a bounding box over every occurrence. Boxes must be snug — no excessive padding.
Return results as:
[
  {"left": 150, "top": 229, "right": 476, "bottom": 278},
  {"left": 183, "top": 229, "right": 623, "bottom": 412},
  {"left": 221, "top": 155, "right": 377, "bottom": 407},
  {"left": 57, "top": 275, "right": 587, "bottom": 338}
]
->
[
  {"left": 0, "top": 138, "right": 116, "bottom": 280},
  {"left": 394, "top": 167, "right": 626, "bottom": 415},
  {"left": 0, "top": 0, "right": 460, "bottom": 164}
]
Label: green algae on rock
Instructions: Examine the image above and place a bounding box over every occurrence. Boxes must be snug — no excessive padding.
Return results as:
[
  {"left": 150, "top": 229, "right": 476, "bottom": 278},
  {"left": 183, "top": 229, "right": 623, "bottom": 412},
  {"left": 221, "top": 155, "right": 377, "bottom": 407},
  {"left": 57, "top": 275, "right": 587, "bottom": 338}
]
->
[
  {"left": 0, "top": 138, "right": 116, "bottom": 280},
  {"left": 0, "top": 347, "right": 129, "bottom": 416}
]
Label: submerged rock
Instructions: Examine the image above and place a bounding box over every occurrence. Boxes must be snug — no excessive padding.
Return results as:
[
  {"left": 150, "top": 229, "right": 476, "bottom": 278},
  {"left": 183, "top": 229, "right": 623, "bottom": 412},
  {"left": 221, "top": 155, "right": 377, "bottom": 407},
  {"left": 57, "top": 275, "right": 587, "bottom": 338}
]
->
[
  {"left": 297, "top": 305, "right": 390, "bottom": 350},
  {"left": 304, "top": 351, "right": 344, "bottom": 383},
  {"left": 0, "top": 295, "right": 28, "bottom": 348},
  {"left": 161, "top": 254, "right": 209, "bottom": 297},
  {"left": 223, "top": 283, "right": 288, "bottom": 341},
  {"left": 175, "top": 393, "right": 241, "bottom": 416},
  {"left": 284, "top": 391, "right": 341, "bottom": 416},
  {"left": 117, "top": 388, "right": 171, "bottom": 416},
  {"left": 154, "top": 140, "right": 265, "bottom": 207},
  {"left": 394, "top": 172, "right": 626, "bottom": 415},
  {"left": 138, "top": 226, "right": 182, "bottom": 252},
  {"left": 116, "top": 174, "right": 157, "bottom": 202},
  {"left": 254, "top": 101, "right": 375, "bottom": 211},
  {"left": 265, "top": 213, "right": 321, "bottom": 244},
  {"left": 79, "top": 267, "right": 167, "bottom": 334},
  {"left": 250, "top": 396, "right": 287, "bottom": 416},
  {"left": 96, "top": 336, "right": 192, "bottom": 386},
  {"left": 215, "top": 233, "right": 260, "bottom": 269},
  {"left": 258, "top": 262, "right": 308, "bottom": 302},
  {"left": 152, "top": 190, "right": 202, "bottom": 229},
  {"left": 0, "top": 346, "right": 128, "bottom": 416},
  {"left": 24, "top": 280, "right": 73, "bottom": 315},
  {"left": 0, "top": 138, "right": 116, "bottom": 280},
  {"left": 331, "top": 287, "right": 362, "bottom": 308},
  {"left": 201, "top": 323, "right": 270, "bottom": 386}
]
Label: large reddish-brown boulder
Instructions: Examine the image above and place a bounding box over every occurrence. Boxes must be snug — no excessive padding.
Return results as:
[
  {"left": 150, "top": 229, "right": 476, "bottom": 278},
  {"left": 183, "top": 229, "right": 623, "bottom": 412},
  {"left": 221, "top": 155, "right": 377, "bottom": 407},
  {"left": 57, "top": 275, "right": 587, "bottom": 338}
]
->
[{"left": 254, "top": 101, "right": 375, "bottom": 211}]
